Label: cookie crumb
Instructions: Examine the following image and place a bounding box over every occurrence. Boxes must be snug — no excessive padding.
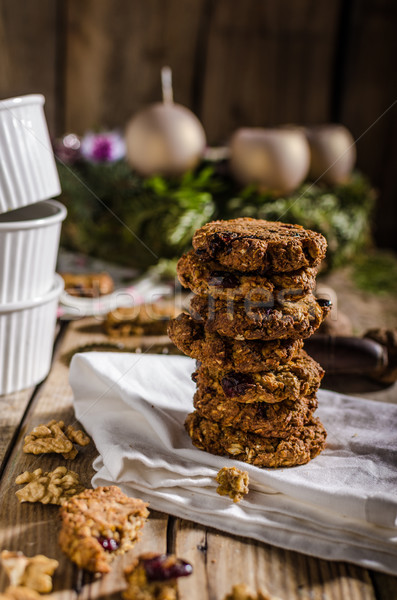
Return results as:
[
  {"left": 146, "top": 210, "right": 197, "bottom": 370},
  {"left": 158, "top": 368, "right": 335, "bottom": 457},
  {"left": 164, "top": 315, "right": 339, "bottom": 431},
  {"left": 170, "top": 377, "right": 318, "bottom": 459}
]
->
[{"left": 216, "top": 467, "right": 249, "bottom": 503}]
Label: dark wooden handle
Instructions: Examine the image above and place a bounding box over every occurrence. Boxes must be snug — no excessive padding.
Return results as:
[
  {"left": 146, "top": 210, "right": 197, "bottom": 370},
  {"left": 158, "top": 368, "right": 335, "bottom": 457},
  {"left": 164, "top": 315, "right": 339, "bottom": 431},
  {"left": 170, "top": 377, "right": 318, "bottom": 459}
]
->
[{"left": 304, "top": 335, "right": 388, "bottom": 374}]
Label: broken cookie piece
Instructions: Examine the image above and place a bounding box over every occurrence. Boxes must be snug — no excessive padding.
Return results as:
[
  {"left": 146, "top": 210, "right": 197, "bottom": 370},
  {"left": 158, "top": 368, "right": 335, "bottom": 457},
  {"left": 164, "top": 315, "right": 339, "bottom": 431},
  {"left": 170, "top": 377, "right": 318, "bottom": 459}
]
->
[
  {"left": 216, "top": 467, "right": 249, "bottom": 503},
  {"left": 123, "top": 553, "right": 193, "bottom": 600},
  {"left": 0, "top": 550, "right": 58, "bottom": 593},
  {"left": 23, "top": 420, "right": 90, "bottom": 459},
  {"left": 15, "top": 466, "right": 84, "bottom": 505},
  {"left": 59, "top": 486, "right": 149, "bottom": 573}
]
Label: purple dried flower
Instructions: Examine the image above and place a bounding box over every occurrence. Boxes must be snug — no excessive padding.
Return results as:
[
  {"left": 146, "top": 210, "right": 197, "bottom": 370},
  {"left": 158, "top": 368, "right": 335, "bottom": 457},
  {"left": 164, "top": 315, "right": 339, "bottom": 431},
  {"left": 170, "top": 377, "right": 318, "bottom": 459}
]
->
[{"left": 80, "top": 130, "right": 126, "bottom": 163}]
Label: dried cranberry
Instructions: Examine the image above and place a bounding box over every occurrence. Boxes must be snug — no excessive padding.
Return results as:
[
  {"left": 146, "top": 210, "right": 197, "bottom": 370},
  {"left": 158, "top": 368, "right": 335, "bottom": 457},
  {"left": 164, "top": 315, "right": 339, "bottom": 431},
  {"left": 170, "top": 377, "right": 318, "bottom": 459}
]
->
[
  {"left": 257, "top": 404, "right": 270, "bottom": 419},
  {"left": 316, "top": 298, "right": 332, "bottom": 308},
  {"left": 97, "top": 536, "right": 119, "bottom": 552},
  {"left": 192, "top": 371, "right": 198, "bottom": 383},
  {"left": 207, "top": 271, "right": 239, "bottom": 289},
  {"left": 143, "top": 554, "right": 193, "bottom": 581},
  {"left": 208, "top": 232, "right": 239, "bottom": 255},
  {"left": 221, "top": 372, "right": 255, "bottom": 397}
]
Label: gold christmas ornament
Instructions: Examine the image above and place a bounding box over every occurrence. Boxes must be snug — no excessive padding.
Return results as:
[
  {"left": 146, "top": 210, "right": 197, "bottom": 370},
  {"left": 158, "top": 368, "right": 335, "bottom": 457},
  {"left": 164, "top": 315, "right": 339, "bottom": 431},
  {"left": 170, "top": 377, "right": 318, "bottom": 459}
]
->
[
  {"left": 305, "top": 124, "right": 356, "bottom": 185},
  {"left": 229, "top": 127, "right": 310, "bottom": 194},
  {"left": 125, "top": 67, "right": 206, "bottom": 176}
]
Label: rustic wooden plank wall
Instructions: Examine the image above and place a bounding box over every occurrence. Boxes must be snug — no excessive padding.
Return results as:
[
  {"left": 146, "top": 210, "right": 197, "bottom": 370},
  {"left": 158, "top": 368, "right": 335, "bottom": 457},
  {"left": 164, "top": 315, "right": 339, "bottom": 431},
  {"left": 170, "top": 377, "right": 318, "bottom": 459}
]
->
[{"left": 0, "top": 0, "right": 396, "bottom": 248}]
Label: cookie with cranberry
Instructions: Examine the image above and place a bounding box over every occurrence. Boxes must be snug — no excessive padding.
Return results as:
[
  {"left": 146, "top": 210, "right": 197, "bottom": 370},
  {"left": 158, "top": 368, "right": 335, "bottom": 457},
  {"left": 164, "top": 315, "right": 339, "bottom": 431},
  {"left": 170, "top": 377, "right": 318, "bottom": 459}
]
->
[
  {"left": 59, "top": 486, "right": 148, "bottom": 573},
  {"left": 168, "top": 313, "right": 303, "bottom": 373},
  {"left": 192, "top": 218, "right": 327, "bottom": 273},
  {"left": 185, "top": 412, "right": 327, "bottom": 468},
  {"left": 190, "top": 293, "right": 331, "bottom": 340},
  {"left": 177, "top": 250, "right": 317, "bottom": 301},
  {"left": 193, "top": 350, "right": 323, "bottom": 404},
  {"left": 194, "top": 390, "right": 318, "bottom": 438}
]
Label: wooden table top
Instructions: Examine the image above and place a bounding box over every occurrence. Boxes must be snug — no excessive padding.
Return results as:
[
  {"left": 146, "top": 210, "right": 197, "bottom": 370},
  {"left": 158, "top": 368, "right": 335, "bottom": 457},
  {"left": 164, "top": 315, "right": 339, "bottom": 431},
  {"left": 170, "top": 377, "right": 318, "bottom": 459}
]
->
[{"left": 0, "top": 316, "right": 396, "bottom": 600}]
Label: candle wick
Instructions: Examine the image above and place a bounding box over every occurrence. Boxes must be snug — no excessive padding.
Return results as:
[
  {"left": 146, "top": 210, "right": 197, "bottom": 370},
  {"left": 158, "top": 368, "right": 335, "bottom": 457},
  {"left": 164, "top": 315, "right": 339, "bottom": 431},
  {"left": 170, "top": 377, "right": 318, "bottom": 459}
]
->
[{"left": 161, "top": 66, "right": 174, "bottom": 104}]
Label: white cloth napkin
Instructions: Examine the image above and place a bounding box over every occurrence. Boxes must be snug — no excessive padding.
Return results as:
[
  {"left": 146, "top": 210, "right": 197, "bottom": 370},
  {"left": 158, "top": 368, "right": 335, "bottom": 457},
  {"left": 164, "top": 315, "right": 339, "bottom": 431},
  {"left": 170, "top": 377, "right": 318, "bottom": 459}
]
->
[{"left": 70, "top": 352, "right": 397, "bottom": 575}]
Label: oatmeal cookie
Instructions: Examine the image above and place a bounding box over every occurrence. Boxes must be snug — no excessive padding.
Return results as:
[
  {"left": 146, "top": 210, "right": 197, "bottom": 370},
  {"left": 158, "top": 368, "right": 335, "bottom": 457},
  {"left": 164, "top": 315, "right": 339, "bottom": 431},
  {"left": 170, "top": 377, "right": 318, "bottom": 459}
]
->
[
  {"left": 58, "top": 486, "right": 149, "bottom": 573},
  {"left": 190, "top": 293, "right": 330, "bottom": 340},
  {"left": 193, "top": 351, "right": 323, "bottom": 404},
  {"left": 104, "top": 301, "right": 180, "bottom": 337},
  {"left": 168, "top": 313, "right": 303, "bottom": 372},
  {"left": 177, "top": 250, "right": 316, "bottom": 301},
  {"left": 185, "top": 412, "right": 327, "bottom": 467},
  {"left": 61, "top": 272, "right": 114, "bottom": 297},
  {"left": 192, "top": 218, "right": 327, "bottom": 273},
  {"left": 194, "top": 390, "right": 318, "bottom": 437}
]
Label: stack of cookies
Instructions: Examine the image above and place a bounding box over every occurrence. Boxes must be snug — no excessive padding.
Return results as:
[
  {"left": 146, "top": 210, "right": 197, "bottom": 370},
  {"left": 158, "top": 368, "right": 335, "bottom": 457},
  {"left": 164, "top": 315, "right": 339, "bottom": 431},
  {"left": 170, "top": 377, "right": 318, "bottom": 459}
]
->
[{"left": 168, "top": 218, "right": 331, "bottom": 468}]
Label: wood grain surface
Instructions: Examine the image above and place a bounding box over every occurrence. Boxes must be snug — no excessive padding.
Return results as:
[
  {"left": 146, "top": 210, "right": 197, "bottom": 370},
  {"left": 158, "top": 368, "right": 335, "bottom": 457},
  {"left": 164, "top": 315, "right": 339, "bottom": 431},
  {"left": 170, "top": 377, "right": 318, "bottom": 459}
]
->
[
  {"left": 199, "top": 0, "right": 341, "bottom": 142},
  {"left": 0, "top": 317, "right": 396, "bottom": 598},
  {"left": 64, "top": 0, "right": 206, "bottom": 134},
  {"left": 0, "top": 387, "right": 34, "bottom": 469},
  {"left": 0, "top": 0, "right": 59, "bottom": 131}
]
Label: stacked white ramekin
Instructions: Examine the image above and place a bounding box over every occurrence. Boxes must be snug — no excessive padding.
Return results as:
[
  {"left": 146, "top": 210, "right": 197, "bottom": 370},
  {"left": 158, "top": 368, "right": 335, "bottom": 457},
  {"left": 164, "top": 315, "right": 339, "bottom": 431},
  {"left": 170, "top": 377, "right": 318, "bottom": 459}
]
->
[{"left": 0, "top": 94, "right": 66, "bottom": 394}]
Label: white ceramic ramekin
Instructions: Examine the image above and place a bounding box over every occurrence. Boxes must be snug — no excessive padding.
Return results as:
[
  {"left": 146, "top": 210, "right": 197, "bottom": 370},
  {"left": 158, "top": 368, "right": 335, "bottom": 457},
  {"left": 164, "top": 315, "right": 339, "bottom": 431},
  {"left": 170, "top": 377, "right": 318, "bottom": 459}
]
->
[
  {"left": 0, "top": 94, "right": 61, "bottom": 213},
  {"left": 0, "top": 199, "right": 67, "bottom": 303},
  {"left": 0, "top": 274, "right": 63, "bottom": 395}
]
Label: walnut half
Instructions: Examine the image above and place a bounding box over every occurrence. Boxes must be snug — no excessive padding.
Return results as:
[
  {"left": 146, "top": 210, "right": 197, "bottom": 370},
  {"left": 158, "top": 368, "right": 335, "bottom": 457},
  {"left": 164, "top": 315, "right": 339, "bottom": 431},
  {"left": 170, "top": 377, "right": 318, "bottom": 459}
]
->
[
  {"left": 23, "top": 420, "right": 90, "bottom": 459},
  {"left": 15, "top": 466, "right": 84, "bottom": 505},
  {"left": 0, "top": 551, "right": 58, "bottom": 593},
  {"left": 0, "top": 586, "right": 42, "bottom": 600}
]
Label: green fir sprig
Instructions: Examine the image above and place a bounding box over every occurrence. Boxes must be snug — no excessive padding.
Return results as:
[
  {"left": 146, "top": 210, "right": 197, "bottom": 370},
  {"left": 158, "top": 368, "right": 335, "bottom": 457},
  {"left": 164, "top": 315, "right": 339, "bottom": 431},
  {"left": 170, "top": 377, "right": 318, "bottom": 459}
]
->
[{"left": 58, "top": 159, "right": 375, "bottom": 271}]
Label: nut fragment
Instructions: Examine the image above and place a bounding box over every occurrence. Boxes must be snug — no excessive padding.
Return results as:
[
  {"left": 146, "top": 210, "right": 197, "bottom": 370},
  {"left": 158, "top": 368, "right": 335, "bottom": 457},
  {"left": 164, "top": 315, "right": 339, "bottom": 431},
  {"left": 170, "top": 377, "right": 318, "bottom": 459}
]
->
[
  {"left": 216, "top": 467, "right": 249, "bottom": 503},
  {"left": 224, "top": 584, "right": 280, "bottom": 600},
  {"left": 0, "top": 551, "right": 58, "bottom": 593},
  {"left": 65, "top": 425, "right": 90, "bottom": 447},
  {"left": 15, "top": 466, "right": 84, "bottom": 505},
  {"left": 23, "top": 420, "right": 90, "bottom": 459}
]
